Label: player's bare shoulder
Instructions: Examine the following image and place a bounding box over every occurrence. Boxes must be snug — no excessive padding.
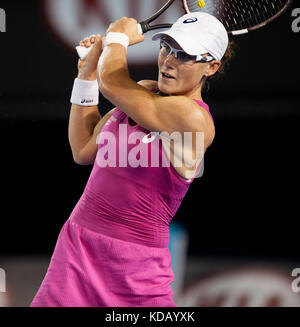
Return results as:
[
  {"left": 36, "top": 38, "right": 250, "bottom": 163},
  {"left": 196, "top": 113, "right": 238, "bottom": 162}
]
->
[{"left": 137, "top": 80, "right": 158, "bottom": 91}]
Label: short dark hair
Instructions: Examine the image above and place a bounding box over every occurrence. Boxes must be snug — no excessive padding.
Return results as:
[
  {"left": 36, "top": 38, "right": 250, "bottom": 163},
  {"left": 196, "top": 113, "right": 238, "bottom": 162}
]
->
[{"left": 201, "top": 40, "right": 236, "bottom": 92}]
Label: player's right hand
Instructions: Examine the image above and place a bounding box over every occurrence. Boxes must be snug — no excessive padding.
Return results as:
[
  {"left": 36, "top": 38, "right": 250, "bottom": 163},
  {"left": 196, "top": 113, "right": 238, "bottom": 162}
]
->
[{"left": 77, "top": 34, "right": 103, "bottom": 81}]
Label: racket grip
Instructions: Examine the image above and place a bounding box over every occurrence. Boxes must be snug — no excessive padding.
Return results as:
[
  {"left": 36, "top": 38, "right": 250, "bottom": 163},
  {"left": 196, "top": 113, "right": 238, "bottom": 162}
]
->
[
  {"left": 76, "top": 23, "right": 143, "bottom": 60},
  {"left": 137, "top": 23, "right": 143, "bottom": 35}
]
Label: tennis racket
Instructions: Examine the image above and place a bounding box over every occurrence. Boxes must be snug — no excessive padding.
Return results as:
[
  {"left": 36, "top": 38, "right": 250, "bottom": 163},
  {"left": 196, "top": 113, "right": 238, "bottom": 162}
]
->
[{"left": 76, "top": 0, "right": 292, "bottom": 60}]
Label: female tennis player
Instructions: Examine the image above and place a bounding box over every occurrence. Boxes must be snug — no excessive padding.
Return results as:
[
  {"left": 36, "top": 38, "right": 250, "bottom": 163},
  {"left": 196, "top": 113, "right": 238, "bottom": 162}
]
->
[{"left": 31, "top": 12, "right": 233, "bottom": 307}]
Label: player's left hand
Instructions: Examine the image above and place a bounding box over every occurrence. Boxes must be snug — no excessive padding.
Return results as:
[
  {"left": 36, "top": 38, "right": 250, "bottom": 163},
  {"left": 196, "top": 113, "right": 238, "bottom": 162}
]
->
[
  {"left": 106, "top": 17, "right": 145, "bottom": 46},
  {"left": 77, "top": 34, "right": 103, "bottom": 81}
]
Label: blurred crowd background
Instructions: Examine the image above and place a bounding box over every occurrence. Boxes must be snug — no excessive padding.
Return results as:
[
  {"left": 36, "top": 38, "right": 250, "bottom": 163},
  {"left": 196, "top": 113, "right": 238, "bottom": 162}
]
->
[{"left": 0, "top": 0, "right": 299, "bottom": 306}]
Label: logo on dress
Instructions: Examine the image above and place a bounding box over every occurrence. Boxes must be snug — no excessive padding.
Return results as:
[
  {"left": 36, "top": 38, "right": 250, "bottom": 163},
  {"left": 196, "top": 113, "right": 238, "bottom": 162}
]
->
[{"left": 142, "top": 132, "right": 159, "bottom": 144}]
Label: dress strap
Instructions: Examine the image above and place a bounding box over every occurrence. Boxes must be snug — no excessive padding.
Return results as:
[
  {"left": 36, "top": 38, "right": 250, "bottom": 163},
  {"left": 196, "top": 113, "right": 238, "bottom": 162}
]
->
[{"left": 193, "top": 99, "right": 214, "bottom": 122}]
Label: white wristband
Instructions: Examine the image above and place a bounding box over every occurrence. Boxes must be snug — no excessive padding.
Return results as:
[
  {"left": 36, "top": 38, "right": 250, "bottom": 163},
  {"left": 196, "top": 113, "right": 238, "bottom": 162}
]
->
[
  {"left": 70, "top": 78, "right": 99, "bottom": 106},
  {"left": 103, "top": 32, "right": 129, "bottom": 49}
]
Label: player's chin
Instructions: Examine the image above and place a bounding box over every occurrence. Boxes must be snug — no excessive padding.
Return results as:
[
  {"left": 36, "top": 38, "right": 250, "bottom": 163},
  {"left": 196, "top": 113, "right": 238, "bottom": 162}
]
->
[{"left": 158, "top": 79, "right": 177, "bottom": 95}]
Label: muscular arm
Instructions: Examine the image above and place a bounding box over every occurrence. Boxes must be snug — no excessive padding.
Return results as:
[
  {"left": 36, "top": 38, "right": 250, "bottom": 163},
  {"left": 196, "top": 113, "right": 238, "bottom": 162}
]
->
[
  {"left": 68, "top": 105, "right": 114, "bottom": 165},
  {"left": 68, "top": 33, "right": 115, "bottom": 166},
  {"left": 68, "top": 104, "right": 100, "bottom": 164},
  {"left": 68, "top": 79, "right": 155, "bottom": 165},
  {"left": 96, "top": 17, "right": 215, "bottom": 148},
  {"left": 98, "top": 44, "right": 213, "bottom": 143}
]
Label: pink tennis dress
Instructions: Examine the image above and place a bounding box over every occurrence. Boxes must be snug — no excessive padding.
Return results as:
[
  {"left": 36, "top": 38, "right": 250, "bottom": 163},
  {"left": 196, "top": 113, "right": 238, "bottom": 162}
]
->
[{"left": 30, "top": 99, "right": 212, "bottom": 307}]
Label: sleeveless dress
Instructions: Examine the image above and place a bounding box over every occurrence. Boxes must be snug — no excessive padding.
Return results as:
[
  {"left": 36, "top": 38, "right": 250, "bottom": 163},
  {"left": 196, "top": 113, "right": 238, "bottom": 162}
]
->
[{"left": 30, "top": 99, "right": 213, "bottom": 307}]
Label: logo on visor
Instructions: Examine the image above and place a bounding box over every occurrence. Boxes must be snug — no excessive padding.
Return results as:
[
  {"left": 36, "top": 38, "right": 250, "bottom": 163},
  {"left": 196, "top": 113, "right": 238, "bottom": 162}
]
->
[{"left": 183, "top": 18, "right": 198, "bottom": 24}]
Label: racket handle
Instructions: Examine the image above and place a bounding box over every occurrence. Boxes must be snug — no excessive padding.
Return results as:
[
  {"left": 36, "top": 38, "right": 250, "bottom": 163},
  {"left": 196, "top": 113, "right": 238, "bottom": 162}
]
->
[
  {"left": 137, "top": 23, "right": 143, "bottom": 35},
  {"left": 76, "top": 23, "right": 143, "bottom": 60}
]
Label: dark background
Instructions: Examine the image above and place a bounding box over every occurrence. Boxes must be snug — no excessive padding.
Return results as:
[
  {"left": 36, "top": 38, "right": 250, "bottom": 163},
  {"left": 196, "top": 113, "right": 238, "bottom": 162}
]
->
[{"left": 0, "top": 1, "right": 299, "bottom": 259}]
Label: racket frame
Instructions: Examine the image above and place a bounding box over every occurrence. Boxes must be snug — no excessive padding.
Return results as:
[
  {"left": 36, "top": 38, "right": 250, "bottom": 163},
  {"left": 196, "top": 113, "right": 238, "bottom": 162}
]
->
[
  {"left": 183, "top": 0, "right": 293, "bottom": 35},
  {"left": 76, "top": 0, "right": 293, "bottom": 59},
  {"left": 139, "top": 0, "right": 176, "bottom": 33}
]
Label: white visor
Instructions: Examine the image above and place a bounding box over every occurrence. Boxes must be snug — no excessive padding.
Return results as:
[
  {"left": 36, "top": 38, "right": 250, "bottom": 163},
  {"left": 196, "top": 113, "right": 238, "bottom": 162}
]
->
[{"left": 152, "top": 12, "right": 229, "bottom": 61}]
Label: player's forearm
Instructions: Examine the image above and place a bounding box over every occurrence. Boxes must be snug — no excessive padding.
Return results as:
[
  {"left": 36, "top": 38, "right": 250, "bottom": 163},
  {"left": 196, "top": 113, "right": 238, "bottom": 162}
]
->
[
  {"left": 68, "top": 104, "right": 101, "bottom": 162},
  {"left": 98, "top": 44, "right": 129, "bottom": 88},
  {"left": 98, "top": 44, "right": 157, "bottom": 130}
]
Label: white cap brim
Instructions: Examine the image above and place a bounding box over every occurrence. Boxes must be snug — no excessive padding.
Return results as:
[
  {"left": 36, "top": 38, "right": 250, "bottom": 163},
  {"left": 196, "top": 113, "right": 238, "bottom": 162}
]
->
[{"left": 152, "top": 29, "right": 208, "bottom": 56}]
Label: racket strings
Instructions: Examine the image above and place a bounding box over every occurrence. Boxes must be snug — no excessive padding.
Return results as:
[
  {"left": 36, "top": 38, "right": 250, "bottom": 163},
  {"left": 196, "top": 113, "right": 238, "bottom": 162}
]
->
[{"left": 185, "top": 0, "right": 289, "bottom": 32}]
